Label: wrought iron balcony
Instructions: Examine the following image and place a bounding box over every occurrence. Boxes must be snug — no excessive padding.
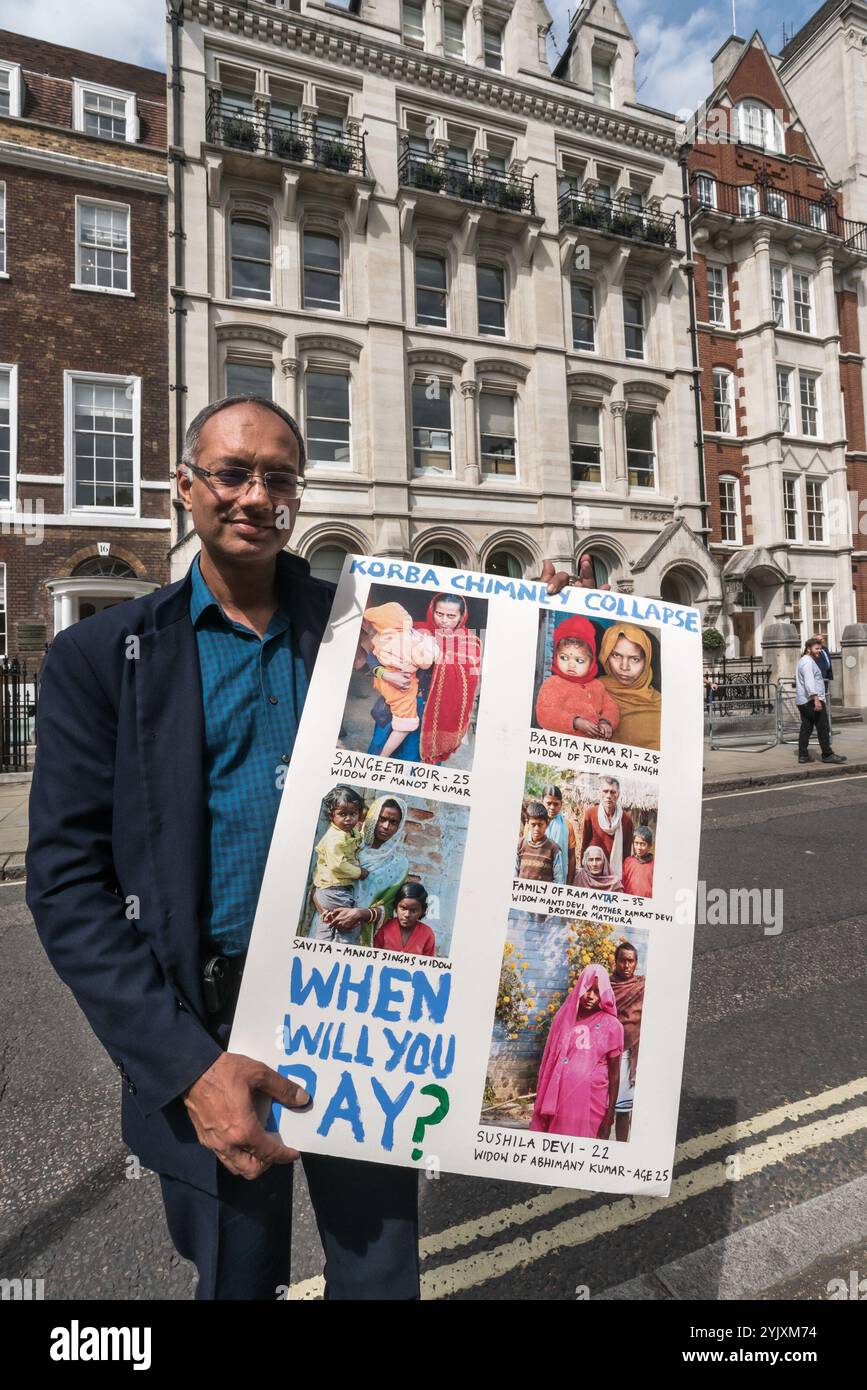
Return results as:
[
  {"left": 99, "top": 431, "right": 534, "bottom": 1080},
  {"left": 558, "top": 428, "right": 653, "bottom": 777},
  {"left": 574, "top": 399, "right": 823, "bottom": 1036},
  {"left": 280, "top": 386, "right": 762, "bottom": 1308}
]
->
[
  {"left": 398, "top": 149, "right": 536, "bottom": 215},
  {"left": 690, "top": 174, "right": 867, "bottom": 250},
  {"left": 206, "top": 97, "right": 366, "bottom": 177},
  {"left": 558, "top": 189, "right": 677, "bottom": 248}
]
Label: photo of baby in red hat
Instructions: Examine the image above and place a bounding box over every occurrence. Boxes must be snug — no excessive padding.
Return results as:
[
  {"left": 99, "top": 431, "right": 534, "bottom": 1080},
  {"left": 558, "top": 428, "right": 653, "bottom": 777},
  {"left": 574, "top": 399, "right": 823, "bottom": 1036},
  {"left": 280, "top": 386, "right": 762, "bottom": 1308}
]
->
[{"left": 534, "top": 615, "right": 621, "bottom": 742}]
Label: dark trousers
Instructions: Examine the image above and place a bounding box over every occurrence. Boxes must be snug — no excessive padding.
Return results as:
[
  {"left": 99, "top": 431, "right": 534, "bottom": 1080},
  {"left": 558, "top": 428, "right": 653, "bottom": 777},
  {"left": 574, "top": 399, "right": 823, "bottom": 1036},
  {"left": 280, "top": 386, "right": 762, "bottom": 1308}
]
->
[
  {"left": 158, "top": 977, "right": 420, "bottom": 1301},
  {"left": 798, "top": 700, "right": 831, "bottom": 756}
]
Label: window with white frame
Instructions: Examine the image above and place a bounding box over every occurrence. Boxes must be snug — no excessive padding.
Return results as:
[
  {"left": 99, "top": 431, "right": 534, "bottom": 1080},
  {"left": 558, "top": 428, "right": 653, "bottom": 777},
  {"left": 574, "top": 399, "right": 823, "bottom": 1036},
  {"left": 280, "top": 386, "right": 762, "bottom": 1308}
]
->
[
  {"left": 443, "top": 9, "right": 465, "bottom": 60},
  {"left": 706, "top": 265, "right": 728, "bottom": 326},
  {"left": 477, "top": 263, "right": 506, "bottom": 336},
  {"left": 592, "top": 57, "right": 613, "bottom": 107},
  {"left": 302, "top": 231, "right": 341, "bottom": 311},
  {"left": 799, "top": 371, "right": 820, "bottom": 437},
  {"left": 736, "top": 100, "right": 783, "bottom": 152},
  {"left": 806, "top": 477, "right": 826, "bottom": 542},
  {"left": 230, "top": 218, "right": 271, "bottom": 301},
  {"left": 811, "top": 588, "right": 831, "bottom": 644},
  {"left": 0, "top": 183, "right": 5, "bottom": 275},
  {"left": 625, "top": 410, "right": 656, "bottom": 488},
  {"left": 412, "top": 379, "right": 452, "bottom": 473},
  {"left": 415, "top": 253, "right": 448, "bottom": 327},
  {"left": 777, "top": 367, "right": 792, "bottom": 431},
  {"left": 68, "top": 375, "right": 138, "bottom": 511},
  {"left": 76, "top": 200, "right": 130, "bottom": 292},
  {"left": 483, "top": 24, "right": 503, "bottom": 70},
  {"left": 738, "top": 185, "right": 759, "bottom": 217},
  {"left": 570, "top": 403, "right": 602, "bottom": 485},
  {"left": 306, "top": 370, "right": 351, "bottom": 467},
  {"left": 793, "top": 272, "right": 813, "bottom": 333},
  {"left": 719, "top": 475, "right": 741, "bottom": 543},
  {"left": 712, "top": 368, "right": 735, "bottom": 434},
  {"left": 73, "top": 80, "right": 136, "bottom": 142},
  {"left": 695, "top": 173, "right": 717, "bottom": 208},
  {"left": 770, "top": 264, "right": 786, "bottom": 327},
  {"left": 479, "top": 391, "right": 516, "bottom": 476},
  {"left": 0, "top": 61, "right": 22, "bottom": 119},
  {"left": 623, "top": 293, "right": 644, "bottom": 360},
  {"left": 808, "top": 202, "right": 827, "bottom": 231},
  {"left": 571, "top": 280, "right": 596, "bottom": 351},
  {"left": 403, "top": 1, "right": 425, "bottom": 45},
  {"left": 783, "top": 474, "right": 801, "bottom": 541},
  {"left": 226, "top": 360, "right": 273, "bottom": 398},
  {"left": 766, "top": 187, "right": 787, "bottom": 219},
  {"left": 0, "top": 366, "right": 15, "bottom": 504}
]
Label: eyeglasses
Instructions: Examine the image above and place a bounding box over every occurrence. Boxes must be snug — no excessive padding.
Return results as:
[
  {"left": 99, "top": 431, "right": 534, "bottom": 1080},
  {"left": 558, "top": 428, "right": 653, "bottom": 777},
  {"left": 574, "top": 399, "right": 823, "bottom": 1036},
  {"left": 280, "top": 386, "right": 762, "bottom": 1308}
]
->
[{"left": 184, "top": 463, "right": 306, "bottom": 501}]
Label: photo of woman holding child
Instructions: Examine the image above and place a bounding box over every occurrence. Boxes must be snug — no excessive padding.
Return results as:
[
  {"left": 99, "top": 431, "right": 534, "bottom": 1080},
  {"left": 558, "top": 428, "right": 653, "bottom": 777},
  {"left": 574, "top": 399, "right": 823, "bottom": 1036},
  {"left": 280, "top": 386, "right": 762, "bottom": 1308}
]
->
[
  {"left": 533, "top": 613, "right": 662, "bottom": 752},
  {"left": 341, "top": 583, "right": 485, "bottom": 770},
  {"left": 300, "top": 784, "right": 468, "bottom": 958}
]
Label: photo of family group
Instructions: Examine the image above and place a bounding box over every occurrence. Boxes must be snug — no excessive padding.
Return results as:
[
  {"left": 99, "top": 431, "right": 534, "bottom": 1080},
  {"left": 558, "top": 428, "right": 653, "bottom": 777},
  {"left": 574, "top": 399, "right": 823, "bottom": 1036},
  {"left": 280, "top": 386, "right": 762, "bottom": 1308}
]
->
[
  {"left": 533, "top": 612, "right": 662, "bottom": 752},
  {"left": 296, "top": 784, "right": 469, "bottom": 959},
  {"left": 516, "top": 767, "right": 658, "bottom": 898},
  {"left": 338, "top": 582, "right": 487, "bottom": 770},
  {"left": 482, "top": 913, "right": 650, "bottom": 1143}
]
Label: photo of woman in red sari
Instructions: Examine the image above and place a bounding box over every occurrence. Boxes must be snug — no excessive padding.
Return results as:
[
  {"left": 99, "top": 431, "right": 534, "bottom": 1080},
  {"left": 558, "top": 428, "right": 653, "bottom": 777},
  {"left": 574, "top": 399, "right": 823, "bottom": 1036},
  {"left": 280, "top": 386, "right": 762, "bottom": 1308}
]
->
[
  {"left": 530, "top": 963, "right": 624, "bottom": 1140},
  {"left": 373, "top": 881, "right": 436, "bottom": 956}
]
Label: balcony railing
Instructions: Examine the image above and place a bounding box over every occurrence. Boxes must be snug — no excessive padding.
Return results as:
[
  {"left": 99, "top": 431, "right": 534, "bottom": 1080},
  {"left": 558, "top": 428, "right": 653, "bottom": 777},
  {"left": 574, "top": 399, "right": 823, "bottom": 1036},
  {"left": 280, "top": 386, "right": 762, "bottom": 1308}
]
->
[
  {"left": 398, "top": 149, "right": 536, "bottom": 215},
  {"left": 206, "top": 97, "right": 366, "bottom": 176},
  {"left": 558, "top": 189, "right": 677, "bottom": 247},
  {"left": 690, "top": 174, "right": 867, "bottom": 249}
]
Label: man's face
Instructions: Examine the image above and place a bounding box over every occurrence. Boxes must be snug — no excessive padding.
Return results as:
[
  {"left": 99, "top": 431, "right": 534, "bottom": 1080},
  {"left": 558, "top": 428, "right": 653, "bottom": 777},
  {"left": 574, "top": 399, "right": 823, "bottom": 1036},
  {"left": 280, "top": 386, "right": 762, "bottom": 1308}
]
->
[
  {"left": 526, "top": 816, "right": 548, "bottom": 843},
  {"left": 542, "top": 793, "right": 562, "bottom": 820},
  {"left": 615, "top": 949, "right": 637, "bottom": 980},
  {"left": 601, "top": 780, "right": 619, "bottom": 812},
  {"left": 177, "top": 404, "right": 303, "bottom": 564},
  {"left": 808, "top": 643, "right": 822, "bottom": 660}
]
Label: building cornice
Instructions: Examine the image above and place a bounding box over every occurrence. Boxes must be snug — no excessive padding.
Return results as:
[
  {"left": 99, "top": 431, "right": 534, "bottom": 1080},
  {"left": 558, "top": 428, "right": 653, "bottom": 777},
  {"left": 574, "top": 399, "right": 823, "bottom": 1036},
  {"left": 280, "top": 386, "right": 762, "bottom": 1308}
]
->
[
  {"left": 0, "top": 140, "right": 168, "bottom": 194},
  {"left": 186, "top": 1, "right": 678, "bottom": 155}
]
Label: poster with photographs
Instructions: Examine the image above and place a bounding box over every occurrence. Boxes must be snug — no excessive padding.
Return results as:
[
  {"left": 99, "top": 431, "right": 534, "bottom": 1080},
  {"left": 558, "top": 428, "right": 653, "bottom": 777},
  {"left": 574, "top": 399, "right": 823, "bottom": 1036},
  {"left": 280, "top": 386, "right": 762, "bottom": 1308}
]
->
[{"left": 231, "top": 556, "right": 703, "bottom": 1196}]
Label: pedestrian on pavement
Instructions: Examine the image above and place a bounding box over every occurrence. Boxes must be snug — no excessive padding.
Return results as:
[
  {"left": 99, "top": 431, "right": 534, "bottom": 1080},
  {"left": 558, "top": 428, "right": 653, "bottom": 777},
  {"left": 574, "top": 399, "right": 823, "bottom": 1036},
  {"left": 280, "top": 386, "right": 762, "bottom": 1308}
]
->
[
  {"left": 26, "top": 393, "right": 584, "bottom": 1302},
  {"left": 815, "top": 640, "right": 833, "bottom": 698},
  {"left": 796, "top": 636, "right": 846, "bottom": 765}
]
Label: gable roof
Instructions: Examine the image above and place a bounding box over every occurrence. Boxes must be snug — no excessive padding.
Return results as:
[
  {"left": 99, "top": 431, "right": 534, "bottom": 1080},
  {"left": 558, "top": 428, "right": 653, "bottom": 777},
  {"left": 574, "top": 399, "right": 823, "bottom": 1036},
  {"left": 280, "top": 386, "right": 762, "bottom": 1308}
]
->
[
  {"left": 699, "top": 29, "right": 825, "bottom": 167},
  {"left": 779, "top": 1, "right": 847, "bottom": 63}
]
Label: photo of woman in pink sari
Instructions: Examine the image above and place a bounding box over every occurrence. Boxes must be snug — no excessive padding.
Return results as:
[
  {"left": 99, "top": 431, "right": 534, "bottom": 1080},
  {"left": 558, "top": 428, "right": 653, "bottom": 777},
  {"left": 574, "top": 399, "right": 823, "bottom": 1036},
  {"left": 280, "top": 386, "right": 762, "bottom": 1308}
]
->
[{"left": 530, "top": 963, "right": 624, "bottom": 1140}]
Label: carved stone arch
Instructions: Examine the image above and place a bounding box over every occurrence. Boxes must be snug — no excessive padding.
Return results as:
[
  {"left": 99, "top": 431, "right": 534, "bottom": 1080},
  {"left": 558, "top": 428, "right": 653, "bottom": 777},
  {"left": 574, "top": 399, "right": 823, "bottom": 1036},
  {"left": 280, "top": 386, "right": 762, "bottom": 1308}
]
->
[
  {"left": 475, "top": 357, "right": 530, "bottom": 382},
  {"left": 59, "top": 542, "right": 146, "bottom": 579},
  {"left": 215, "top": 321, "right": 286, "bottom": 351},
  {"left": 296, "top": 332, "right": 363, "bottom": 360},
  {"left": 412, "top": 527, "right": 473, "bottom": 569},
  {"left": 406, "top": 347, "right": 466, "bottom": 373},
  {"left": 479, "top": 529, "right": 541, "bottom": 577}
]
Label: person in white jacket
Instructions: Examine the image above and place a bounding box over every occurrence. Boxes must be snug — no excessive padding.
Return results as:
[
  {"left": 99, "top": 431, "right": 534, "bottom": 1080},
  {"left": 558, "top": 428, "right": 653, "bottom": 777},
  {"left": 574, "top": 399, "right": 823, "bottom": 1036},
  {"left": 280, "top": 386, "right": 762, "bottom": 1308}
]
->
[{"left": 795, "top": 637, "right": 846, "bottom": 765}]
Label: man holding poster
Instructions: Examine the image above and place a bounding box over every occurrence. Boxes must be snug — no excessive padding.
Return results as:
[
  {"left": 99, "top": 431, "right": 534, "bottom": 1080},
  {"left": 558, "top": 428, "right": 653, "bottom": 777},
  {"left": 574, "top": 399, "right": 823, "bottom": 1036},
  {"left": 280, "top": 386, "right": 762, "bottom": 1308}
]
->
[{"left": 26, "top": 394, "right": 580, "bottom": 1302}]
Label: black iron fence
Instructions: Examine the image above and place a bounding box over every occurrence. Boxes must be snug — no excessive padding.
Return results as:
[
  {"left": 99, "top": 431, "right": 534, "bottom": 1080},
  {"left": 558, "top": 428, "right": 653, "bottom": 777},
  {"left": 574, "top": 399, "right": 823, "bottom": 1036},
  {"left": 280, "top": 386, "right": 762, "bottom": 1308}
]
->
[
  {"left": 398, "top": 148, "right": 536, "bottom": 214},
  {"left": 0, "top": 658, "right": 38, "bottom": 772},
  {"left": 690, "top": 173, "right": 867, "bottom": 248},
  {"left": 703, "top": 658, "right": 773, "bottom": 715},
  {"left": 206, "top": 97, "right": 366, "bottom": 176},
  {"left": 558, "top": 188, "right": 677, "bottom": 247}
]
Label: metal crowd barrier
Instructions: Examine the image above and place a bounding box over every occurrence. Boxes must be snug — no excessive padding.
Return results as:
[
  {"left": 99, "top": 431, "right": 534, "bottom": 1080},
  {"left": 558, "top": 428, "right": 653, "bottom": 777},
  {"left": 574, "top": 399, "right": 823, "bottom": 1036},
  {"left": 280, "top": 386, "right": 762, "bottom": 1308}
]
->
[{"left": 707, "top": 682, "right": 779, "bottom": 750}]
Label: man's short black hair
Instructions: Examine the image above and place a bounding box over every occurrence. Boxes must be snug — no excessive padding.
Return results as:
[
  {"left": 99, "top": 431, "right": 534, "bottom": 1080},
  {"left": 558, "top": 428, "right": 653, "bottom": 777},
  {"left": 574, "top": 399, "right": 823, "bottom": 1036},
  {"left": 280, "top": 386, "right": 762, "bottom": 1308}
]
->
[{"left": 181, "top": 395, "right": 307, "bottom": 473}]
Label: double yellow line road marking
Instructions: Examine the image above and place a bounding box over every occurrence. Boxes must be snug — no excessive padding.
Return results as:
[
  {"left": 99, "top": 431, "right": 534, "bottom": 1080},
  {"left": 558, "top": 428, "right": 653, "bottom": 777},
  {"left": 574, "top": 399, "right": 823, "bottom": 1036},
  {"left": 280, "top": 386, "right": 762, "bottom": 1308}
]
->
[{"left": 290, "top": 1077, "right": 867, "bottom": 1299}]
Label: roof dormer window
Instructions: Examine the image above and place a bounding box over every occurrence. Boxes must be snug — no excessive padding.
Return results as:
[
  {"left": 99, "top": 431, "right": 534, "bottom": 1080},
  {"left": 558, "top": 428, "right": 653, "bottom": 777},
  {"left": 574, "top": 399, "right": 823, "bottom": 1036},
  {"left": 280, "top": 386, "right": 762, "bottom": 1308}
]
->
[
  {"left": 735, "top": 99, "right": 783, "bottom": 154},
  {"left": 0, "top": 61, "right": 22, "bottom": 119},
  {"left": 73, "top": 80, "right": 138, "bottom": 143}
]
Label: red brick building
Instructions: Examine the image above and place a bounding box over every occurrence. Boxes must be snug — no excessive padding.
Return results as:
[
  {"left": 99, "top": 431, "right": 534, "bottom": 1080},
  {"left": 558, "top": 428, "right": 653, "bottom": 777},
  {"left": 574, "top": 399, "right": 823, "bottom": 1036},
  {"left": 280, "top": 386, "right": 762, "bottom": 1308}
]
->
[
  {"left": 687, "top": 32, "right": 867, "bottom": 654},
  {"left": 0, "top": 31, "right": 170, "bottom": 664}
]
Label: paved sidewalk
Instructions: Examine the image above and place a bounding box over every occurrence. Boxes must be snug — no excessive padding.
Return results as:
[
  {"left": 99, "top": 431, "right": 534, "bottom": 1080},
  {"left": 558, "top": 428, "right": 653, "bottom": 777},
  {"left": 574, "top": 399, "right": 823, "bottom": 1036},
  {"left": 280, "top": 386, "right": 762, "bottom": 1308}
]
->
[
  {"left": 0, "top": 775, "right": 29, "bottom": 879},
  {"left": 703, "top": 717, "right": 867, "bottom": 793}
]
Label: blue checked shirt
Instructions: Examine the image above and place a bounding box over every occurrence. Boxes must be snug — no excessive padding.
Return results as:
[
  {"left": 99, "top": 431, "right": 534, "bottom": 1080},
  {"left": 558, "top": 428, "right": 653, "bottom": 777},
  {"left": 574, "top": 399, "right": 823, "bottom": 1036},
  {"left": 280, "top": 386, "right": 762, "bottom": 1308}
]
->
[{"left": 191, "top": 554, "right": 309, "bottom": 955}]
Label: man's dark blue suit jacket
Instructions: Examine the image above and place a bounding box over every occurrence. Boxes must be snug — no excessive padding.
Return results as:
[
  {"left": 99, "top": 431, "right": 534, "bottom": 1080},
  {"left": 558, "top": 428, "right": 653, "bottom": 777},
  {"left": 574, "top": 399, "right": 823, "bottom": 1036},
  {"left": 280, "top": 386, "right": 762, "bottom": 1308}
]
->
[{"left": 26, "top": 549, "right": 335, "bottom": 1196}]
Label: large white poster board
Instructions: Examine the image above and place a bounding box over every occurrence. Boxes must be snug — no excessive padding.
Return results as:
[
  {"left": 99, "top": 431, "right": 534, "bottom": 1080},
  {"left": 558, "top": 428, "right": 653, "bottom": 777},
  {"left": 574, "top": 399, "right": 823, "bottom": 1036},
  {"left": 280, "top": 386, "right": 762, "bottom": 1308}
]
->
[{"left": 231, "top": 557, "right": 703, "bottom": 1195}]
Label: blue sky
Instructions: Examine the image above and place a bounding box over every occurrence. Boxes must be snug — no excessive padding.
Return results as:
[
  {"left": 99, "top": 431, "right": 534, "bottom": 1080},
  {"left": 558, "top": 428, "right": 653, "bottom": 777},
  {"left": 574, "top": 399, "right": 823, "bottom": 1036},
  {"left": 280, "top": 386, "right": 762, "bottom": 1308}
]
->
[{"left": 0, "top": 0, "right": 830, "bottom": 112}]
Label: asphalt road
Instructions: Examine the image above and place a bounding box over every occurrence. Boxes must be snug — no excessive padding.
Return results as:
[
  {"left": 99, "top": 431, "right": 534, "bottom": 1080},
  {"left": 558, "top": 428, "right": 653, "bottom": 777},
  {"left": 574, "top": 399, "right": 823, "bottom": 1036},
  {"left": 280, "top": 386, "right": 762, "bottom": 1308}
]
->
[{"left": 1, "top": 774, "right": 865, "bottom": 1302}]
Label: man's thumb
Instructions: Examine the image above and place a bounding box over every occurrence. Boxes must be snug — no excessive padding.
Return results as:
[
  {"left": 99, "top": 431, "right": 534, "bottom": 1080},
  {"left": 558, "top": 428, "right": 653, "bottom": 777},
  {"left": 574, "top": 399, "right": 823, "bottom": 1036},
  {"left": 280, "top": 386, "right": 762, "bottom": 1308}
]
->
[{"left": 258, "top": 1068, "right": 311, "bottom": 1110}]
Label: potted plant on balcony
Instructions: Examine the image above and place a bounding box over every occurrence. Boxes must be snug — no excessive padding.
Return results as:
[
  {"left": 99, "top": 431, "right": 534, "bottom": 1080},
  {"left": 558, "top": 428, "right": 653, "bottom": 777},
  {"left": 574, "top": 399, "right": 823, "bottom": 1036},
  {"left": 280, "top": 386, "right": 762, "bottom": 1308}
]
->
[
  {"left": 413, "top": 160, "right": 445, "bottom": 192},
  {"left": 495, "top": 181, "right": 527, "bottom": 212},
  {"left": 270, "top": 126, "right": 307, "bottom": 162},
  {"left": 319, "top": 138, "right": 354, "bottom": 173},
  {"left": 609, "top": 208, "right": 642, "bottom": 237},
  {"left": 222, "top": 113, "right": 258, "bottom": 151},
  {"left": 571, "top": 198, "right": 609, "bottom": 230},
  {"left": 642, "top": 218, "right": 671, "bottom": 245}
]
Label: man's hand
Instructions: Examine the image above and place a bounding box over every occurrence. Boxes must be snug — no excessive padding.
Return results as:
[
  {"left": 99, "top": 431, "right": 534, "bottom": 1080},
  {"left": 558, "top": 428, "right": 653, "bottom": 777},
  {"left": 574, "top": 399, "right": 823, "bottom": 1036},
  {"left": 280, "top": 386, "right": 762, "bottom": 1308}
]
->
[
  {"left": 813, "top": 695, "right": 823, "bottom": 711},
  {"left": 539, "top": 554, "right": 611, "bottom": 596},
  {"left": 183, "top": 1052, "right": 309, "bottom": 1180}
]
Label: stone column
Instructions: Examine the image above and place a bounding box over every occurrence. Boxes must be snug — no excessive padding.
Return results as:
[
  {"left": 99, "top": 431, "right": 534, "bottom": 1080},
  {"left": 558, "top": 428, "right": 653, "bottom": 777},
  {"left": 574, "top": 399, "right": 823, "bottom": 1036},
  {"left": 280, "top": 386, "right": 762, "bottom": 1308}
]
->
[
  {"left": 471, "top": 5, "right": 485, "bottom": 66},
  {"left": 762, "top": 619, "right": 801, "bottom": 692},
  {"left": 461, "top": 380, "right": 480, "bottom": 486},
  {"left": 818, "top": 248, "right": 845, "bottom": 440},
  {"left": 281, "top": 357, "right": 299, "bottom": 417},
  {"left": 609, "top": 399, "right": 629, "bottom": 496},
  {"left": 59, "top": 591, "right": 75, "bottom": 632},
  {"left": 841, "top": 623, "right": 867, "bottom": 709},
  {"left": 431, "top": 0, "right": 445, "bottom": 56},
  {"left": 752, "top": 231, "right": 779, "bottom": 437}
]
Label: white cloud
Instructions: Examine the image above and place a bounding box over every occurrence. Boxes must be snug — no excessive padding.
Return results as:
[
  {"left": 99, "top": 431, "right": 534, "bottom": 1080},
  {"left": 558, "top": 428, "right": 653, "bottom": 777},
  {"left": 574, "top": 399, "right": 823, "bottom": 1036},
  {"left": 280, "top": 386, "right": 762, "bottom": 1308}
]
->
[{"left": 0, "top": 0, "right": 165, "bottom": 71}]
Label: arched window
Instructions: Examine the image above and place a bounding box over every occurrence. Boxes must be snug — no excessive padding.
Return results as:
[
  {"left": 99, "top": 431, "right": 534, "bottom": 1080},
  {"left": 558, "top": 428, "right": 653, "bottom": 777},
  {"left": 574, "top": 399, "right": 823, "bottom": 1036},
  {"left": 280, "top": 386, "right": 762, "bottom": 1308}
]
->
[
  {"left": 229, "top": 218, "right": 272, "bottom": 301},
  {"left": 302, "top": 232, "right": 341, "bottom": 312},
  {"left": 72, "top": 556, "right": 136, "bottom": 578},
  {"left": 418, "top": 546, "right": 459, "bottom": 568},
  {"left": 309, "top": 544, "right": 350, "bottom": 585},
  {"left": 736, "top": 100, "right": 783, "bottom": 153},
  {"left": 485, "top": 549, "right": 523, "bottom": 579}
]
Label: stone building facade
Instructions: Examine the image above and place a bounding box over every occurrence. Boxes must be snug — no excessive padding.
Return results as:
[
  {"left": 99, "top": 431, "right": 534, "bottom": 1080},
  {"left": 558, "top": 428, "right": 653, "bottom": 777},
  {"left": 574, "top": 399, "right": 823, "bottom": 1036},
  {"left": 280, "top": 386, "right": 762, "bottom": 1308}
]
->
[
  {"left": 168, "top": 0, "right": 721, "bottom": 612},
  {"left": 0, "top": 31, "right": 171, "bottom": 661},
  {"left": 687, "top": 31, "right": 867, "bottom": 653}
]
